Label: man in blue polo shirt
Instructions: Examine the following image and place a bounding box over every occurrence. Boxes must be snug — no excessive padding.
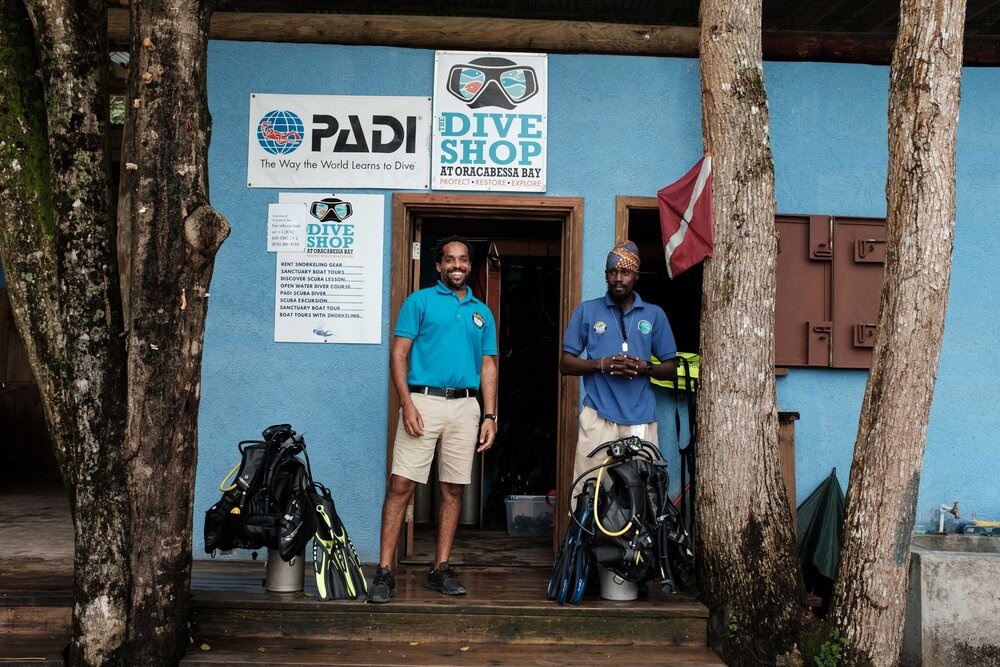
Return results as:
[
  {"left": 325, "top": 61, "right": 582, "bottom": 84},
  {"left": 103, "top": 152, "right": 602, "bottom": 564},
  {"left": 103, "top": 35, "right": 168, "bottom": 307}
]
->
[
  {"left": 560, "top": 240, "right": 677, "bottom": 496},
  {"left": 368, "top": 235, "right": 498, "bottom": 604}
]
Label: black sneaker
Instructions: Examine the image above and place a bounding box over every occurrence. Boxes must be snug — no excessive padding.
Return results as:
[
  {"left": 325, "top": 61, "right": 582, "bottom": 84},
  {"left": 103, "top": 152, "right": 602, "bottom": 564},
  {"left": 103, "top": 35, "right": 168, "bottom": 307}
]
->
[
  {"left": 366, "top": 565, "right": 395, "bottom": 604},
  {"left": 426, "top": 561, "right": 466, "bottom": 595}
]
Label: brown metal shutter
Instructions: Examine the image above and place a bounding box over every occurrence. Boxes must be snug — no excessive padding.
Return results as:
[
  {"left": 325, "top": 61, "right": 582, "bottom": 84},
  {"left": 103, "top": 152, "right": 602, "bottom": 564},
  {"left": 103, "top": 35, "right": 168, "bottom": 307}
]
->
[
  {"left": 775, "top": 214, "right": 885, "bottom": 368},
  {"left": 775, "top": 215, "right": 833, "bottom": 366},
  {"left": 832, "top": 217, "right": 886, "bottom": 368}
]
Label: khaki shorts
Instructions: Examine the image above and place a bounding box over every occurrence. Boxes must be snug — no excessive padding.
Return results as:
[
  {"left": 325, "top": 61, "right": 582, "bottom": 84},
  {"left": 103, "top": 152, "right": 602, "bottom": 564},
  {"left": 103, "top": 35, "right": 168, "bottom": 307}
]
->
[
  {"left": 391, "top": 392, "right": 481, "bottom": 484},
  {"left": 572, "top": 405, "right": 658, "bottom": 499}
]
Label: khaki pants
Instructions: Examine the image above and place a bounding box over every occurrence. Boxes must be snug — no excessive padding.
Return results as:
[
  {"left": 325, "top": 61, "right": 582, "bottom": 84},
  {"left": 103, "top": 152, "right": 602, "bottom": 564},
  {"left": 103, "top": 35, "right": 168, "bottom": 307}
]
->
[
  {"left": 571, "top": 406, "right": 658, "bottom": 500},
  {"left": 391, "top": 392, "right": 480, "bottom": 484}
]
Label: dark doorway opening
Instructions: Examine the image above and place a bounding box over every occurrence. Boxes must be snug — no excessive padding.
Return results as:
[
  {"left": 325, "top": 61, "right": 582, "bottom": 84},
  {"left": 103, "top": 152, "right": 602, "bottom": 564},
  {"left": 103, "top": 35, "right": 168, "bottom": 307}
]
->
[
  {"left": 628, "top": 208, "right": 704, "bottom": 353},
  {"left": 407, "top": 218, "right": 561, "bottom": 566},
  {"left": 618, "top": 200, "right": 703, "bottom": 354}
]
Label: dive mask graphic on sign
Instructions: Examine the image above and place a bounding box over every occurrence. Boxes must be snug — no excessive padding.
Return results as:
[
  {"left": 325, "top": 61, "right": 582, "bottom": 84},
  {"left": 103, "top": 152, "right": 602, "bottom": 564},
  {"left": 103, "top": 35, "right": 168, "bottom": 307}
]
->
[
  {"left": 445, "top": 57, "right": 540, "bottom": 110},
  {"left": 310, "top": 198, "right": 353, "bottom": 223}
]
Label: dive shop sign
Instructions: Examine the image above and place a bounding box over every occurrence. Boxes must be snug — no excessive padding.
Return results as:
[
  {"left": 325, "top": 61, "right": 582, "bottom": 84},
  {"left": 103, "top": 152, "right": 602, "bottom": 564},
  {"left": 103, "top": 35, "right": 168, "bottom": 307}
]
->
[
  {"left": 272, "top": 192, "right": 384, "bottom": 345},
  {"left": 432, "top": 51, "right": 548, "bottom": 192},
  {"left": 248, "top": 94, "right": 431, "bottom": 189}
]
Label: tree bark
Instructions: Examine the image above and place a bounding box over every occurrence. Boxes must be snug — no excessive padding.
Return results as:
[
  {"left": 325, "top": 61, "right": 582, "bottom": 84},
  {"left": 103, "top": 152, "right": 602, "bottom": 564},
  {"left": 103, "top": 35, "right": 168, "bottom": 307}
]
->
[
  {"left": 0, "top": 0, "right": 131, "bottom": 663},
  {"left": 828, "top": 0, "right": 965, "bottom": 663},
  {"left": 1, "top": 0, "right": 227, "bottom": 661},
  {"left": 696, "top": 1, "right": 807, "bottom": 663},
  {"left": 117, "top": 0, "right": 229, "bottom": 661}
]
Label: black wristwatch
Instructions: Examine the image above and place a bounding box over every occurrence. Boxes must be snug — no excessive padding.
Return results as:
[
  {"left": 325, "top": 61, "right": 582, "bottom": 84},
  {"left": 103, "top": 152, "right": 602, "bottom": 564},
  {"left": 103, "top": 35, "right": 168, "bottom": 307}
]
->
[{"left": 482, "top": 413, "right": 498, "bottom": 425}]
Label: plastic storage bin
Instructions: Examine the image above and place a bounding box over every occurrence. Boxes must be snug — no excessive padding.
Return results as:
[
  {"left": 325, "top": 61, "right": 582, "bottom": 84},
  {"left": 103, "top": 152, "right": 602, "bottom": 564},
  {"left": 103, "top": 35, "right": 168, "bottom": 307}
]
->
[{"left": 504, "top": 495, "right": 554, "bottom": 536}]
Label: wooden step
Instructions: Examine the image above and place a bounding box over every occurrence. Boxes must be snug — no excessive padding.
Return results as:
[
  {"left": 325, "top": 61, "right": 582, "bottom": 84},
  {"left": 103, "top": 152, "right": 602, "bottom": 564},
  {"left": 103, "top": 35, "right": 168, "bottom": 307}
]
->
[
  {"left": 182, "top": 636, "right": 725, "bottom": 666},
  {"left": 190, "top": 562, "right": 708, "bottom": 647},
  {"left": 0, "top": 638, "right": 67, "bottom": 665},
  {"left": 0, "top": 585, "right": 72, "bottom": 656},
  {"left": 0, "top": 593, "right": 72, "bottom": 639},
  {"left": 0, "top": 561, "right": 713, "bottom": 664}
]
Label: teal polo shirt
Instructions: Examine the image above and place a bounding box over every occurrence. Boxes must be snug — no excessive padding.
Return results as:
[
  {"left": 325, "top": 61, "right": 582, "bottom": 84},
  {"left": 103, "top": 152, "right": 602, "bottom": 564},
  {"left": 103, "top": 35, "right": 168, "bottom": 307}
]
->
[
  {"left": 394, "top": 281, "right": 498, "bottom": 390},
  {"left": 563, "top": 291, "right": 676, "bottom": 425}
]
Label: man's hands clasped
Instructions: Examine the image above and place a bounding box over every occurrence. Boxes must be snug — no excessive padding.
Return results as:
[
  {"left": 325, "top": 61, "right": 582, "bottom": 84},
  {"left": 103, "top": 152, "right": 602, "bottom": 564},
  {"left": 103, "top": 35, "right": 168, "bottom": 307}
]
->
[{"left": 602, "top": 353, "right": 646, "bottom": 380}]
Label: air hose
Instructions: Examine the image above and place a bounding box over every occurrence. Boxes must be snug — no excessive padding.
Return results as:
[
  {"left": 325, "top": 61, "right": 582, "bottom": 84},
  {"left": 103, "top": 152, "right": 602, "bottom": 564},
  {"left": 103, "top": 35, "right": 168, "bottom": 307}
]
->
[{"left": 593, "top": 456, "right": 634, "bottom": 538}]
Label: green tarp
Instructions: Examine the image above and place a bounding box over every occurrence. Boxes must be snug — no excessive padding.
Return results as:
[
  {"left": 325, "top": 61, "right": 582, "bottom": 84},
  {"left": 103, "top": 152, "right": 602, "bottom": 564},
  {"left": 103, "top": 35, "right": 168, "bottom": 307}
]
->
[{"left": 797, "top": 468, "right": 845, "bottom": 584}]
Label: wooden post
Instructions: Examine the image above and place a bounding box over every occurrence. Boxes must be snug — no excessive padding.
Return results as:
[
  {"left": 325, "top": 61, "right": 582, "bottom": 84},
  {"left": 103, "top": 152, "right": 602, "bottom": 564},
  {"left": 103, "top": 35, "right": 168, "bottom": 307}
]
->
[{"left": 778, "top": 411, "right": 800, "bottom": 527}]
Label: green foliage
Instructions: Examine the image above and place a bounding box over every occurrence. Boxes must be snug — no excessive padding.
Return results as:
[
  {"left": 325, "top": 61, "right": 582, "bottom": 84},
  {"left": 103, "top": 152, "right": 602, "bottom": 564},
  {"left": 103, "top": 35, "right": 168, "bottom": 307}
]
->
[
  {"left": 727, "top": 616, "right": 742, "bottom": 646},
  {"left": 805, "top": 629, "right": 856, "bottom": 667},
  {"left": 110, "top": 96, "right": 126, "bottom": 125}
]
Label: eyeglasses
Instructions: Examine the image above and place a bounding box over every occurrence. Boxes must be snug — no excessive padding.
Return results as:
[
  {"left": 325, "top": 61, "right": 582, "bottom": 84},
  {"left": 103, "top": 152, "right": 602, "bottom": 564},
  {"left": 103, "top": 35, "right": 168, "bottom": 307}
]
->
[
  {"left": 310, "top": 198, "right": 353, "bottom": 222},
  {"left": 446, "top": 63, "right": 539, "bottom": 106}
]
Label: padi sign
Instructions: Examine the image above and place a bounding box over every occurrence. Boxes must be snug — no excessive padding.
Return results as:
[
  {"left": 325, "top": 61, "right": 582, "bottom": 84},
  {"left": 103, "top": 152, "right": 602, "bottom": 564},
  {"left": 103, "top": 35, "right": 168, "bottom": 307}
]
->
[
  {"left": 432, "top": 51, "right": 548, "bottom": 192},
  {"left": 248, "top": 94, "right": 431, "bottom": 189}
]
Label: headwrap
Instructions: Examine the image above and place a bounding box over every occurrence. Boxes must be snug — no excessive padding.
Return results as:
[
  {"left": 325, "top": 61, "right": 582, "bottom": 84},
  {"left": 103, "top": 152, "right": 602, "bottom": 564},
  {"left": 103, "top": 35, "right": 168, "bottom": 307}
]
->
[{"left": 606, "top": 240, "right": 640, "bottom": 272}]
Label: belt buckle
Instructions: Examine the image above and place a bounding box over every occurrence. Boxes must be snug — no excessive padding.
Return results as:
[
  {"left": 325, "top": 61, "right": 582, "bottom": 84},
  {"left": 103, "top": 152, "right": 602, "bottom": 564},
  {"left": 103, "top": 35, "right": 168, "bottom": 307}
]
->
[{"left": 444, "top": 388, "right": 457, "bottom": 399}]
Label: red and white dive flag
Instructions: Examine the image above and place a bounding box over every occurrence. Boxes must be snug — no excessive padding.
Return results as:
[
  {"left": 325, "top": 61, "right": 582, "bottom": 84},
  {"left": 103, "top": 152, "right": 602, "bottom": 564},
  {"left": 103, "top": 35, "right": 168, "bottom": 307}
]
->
[{"left": 657, "top": 154, "right": 713, "bottom": 278}]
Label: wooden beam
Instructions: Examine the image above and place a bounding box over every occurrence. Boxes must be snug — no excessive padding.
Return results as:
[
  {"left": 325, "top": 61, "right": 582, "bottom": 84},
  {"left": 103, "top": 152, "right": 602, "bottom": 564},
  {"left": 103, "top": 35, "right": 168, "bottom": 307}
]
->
[
  {"left": 107, "top": 9, "right": 1000, "bottom": 66},
  {"left": 107, "top": 10, "right": 699, "bottom": 56}
]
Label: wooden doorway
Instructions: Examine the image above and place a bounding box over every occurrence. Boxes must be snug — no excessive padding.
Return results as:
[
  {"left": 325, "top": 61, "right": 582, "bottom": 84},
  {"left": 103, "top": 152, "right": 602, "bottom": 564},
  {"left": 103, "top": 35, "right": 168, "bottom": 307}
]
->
[{"left": 387, "top": 194, "right": 583, "bottom": 560}]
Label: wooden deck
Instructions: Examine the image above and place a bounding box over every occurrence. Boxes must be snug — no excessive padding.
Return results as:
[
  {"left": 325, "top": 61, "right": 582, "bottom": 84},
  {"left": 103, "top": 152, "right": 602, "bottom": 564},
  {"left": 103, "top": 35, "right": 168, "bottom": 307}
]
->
[{"left": 1, "top": 487, "right": 722, "bottom": 665}]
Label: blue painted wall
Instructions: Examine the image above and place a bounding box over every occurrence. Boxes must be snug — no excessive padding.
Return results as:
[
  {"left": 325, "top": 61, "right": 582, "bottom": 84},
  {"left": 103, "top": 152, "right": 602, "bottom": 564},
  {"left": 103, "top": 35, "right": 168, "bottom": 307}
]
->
[{"left": 201, "top": 41, "right": 1000, "bottom": 561}]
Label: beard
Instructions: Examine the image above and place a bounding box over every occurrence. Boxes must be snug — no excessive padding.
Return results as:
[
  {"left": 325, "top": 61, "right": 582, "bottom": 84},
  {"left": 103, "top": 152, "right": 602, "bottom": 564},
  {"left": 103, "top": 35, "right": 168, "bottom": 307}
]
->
[
  {"left": 608, "top": 283, "right": 632, "bottom": 303},
  {"left": 442, "top": 268, "right": 468, "bottom": 290}
]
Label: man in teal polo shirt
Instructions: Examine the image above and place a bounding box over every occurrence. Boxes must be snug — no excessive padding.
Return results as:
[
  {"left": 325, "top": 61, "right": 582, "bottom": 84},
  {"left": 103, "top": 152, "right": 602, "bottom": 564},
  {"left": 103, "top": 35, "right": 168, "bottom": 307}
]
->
[
  {"left": 368, "top": 235, "right": 498, "bottom": 603},
  {"left": 560, "top": 240, "right": 677, "bottom": 497}
]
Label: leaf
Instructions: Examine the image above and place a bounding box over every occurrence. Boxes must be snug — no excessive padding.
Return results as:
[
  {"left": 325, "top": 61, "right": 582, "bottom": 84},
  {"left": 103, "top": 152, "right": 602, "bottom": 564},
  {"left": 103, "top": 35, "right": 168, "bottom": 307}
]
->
[
  {"left": 460, "top": 646, "right": 470, "bottom": 651},
  {"left": 200, "top": 643, "right": 211, "bottom": 651}
]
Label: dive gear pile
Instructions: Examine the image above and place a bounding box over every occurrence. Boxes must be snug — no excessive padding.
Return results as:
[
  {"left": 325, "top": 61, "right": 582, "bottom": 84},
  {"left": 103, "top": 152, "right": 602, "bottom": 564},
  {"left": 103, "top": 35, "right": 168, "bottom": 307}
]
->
[
  {"left": 204, "top": 424, "right": 367, "bottom": 600},
  {"left": 548, "top": 436, "right": 695, "bottom": 604}
]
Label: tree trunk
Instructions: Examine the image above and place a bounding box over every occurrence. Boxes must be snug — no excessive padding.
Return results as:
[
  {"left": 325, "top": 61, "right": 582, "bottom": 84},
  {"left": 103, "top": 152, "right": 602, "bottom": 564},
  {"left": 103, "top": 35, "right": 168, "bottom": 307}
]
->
[
  {"left": 828, "top": 0, "right": 965, "bottom": 663},
  {"left": 696, "top": 1, "right": 807, "bottom": 663},
  {"left": 2, "top": 0, "right": 227, "bottom": 661},
  {"left": 117, "top": 0, "right": 229, "bottom": 661},
  {"left": 0, "top": 1, "right": 132, "bottom": 663}
]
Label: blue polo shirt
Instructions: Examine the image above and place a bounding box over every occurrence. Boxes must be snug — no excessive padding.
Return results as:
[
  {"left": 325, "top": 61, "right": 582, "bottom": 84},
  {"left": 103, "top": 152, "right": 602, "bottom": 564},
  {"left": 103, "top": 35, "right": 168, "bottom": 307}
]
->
[
  {"left": 563, "top": 291, "right": 676, "bottom": 425},
  {"left": 394, "top": 281, "right": 498, "bottom": 390}
]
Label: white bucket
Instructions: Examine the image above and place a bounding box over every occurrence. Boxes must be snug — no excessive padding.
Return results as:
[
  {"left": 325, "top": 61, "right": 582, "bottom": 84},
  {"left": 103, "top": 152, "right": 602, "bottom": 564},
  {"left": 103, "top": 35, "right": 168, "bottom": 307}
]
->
[
  {"left": 265, "top": 548, "right": 304, "bottom": 593},
  {"left": 598, "top": 566, "right": 639, "bottom": 601}
]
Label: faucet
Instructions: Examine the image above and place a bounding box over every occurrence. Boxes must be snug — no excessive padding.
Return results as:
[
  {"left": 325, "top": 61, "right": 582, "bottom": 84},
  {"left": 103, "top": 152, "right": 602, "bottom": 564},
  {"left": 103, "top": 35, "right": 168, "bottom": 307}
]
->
[{"left": 938, "top": 500, "right": 960, "bottom": 533}]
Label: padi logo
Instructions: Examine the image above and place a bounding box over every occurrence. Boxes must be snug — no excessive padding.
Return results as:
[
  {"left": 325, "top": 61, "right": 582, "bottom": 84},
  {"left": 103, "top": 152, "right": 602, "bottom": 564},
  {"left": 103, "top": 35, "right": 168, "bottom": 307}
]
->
[
  {"left": 257, "top": 110, "right": 304, "bottom": 155},
  {"left": 446, "top": 57, "right": 539, "bottom": 110},
  {"left": 255, "top": 110, "right": 419, "bottom": 169}
]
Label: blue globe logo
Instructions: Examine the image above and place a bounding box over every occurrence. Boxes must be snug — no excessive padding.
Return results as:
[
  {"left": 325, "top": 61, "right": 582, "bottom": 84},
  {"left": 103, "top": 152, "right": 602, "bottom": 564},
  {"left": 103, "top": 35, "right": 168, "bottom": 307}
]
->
[{"left": 257, "top": 110, "right": 304, "bottom": 155}]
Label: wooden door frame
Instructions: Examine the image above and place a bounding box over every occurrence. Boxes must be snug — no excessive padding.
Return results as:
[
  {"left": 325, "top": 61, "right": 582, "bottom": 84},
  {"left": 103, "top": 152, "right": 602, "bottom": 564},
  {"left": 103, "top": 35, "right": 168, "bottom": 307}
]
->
[
  {"left": 387, "top": 193, "right": 583, "bottom": 553},
  {"left": 614, "top": 195, "right": 656, "bottom": 240}
]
